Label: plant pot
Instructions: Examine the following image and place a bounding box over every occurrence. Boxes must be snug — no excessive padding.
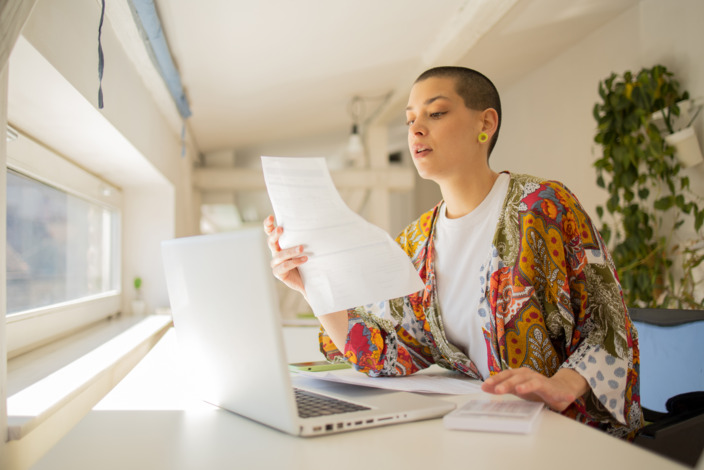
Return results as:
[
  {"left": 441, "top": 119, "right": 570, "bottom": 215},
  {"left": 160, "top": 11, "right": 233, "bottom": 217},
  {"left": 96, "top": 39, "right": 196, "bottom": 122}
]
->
[
  {"left": 650, "top": 99, "right": 693, "bottom": 134},
  {"left": 665, "top": 126, "right": 704, "bottom": 168},
  {"left": 131, "top": 299, "right": 146, "bottom": 316}
]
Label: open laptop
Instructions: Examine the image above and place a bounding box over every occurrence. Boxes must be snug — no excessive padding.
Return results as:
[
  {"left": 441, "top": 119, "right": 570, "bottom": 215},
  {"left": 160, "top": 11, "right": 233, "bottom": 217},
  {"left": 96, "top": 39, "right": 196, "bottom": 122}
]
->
[{"left": 161, "top": 227, "right": 455, "bottom": 436}]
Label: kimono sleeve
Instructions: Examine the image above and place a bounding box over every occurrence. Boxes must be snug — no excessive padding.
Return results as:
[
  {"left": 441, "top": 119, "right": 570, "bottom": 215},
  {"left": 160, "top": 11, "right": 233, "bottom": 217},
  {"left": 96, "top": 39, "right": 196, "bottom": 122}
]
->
[{"left": 318, "top": 297, "right": 436, "bottom": 376}]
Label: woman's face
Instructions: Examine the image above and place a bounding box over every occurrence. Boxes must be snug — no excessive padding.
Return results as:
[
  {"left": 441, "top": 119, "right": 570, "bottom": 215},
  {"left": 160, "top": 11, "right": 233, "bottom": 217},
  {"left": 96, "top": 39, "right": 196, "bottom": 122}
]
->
[{"left": 405, "top": 76, "right": 485, "bottom": 183}]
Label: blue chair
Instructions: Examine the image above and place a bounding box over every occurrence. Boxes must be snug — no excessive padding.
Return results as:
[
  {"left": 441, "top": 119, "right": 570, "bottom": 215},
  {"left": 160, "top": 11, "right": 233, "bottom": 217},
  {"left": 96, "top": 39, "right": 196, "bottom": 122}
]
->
[{"left": 631, "top": 307, "right": 704, "bottom": 467}]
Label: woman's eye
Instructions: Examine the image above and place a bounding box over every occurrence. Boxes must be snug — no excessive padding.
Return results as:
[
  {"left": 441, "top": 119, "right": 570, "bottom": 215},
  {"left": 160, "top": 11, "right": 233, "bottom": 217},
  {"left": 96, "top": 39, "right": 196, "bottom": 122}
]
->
[
  {"left": 430, "top": 112, "right": 446, "bottom": 118},
  {"left": 406, "top": 119, "right": 414, "bottom": 126}
]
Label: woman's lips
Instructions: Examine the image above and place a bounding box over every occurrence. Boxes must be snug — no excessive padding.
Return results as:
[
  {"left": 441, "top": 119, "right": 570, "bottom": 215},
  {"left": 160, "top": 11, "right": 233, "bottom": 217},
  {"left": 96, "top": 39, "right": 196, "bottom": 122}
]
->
[{"left": 412, "top": 144, "right": 432, "bottom": 158}]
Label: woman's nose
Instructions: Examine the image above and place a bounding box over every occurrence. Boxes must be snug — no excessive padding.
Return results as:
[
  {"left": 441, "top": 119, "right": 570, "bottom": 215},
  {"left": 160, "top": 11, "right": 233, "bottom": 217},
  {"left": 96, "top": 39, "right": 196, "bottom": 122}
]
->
[{"left": 409, "top": 120, "right": 426, "bottom": 136}]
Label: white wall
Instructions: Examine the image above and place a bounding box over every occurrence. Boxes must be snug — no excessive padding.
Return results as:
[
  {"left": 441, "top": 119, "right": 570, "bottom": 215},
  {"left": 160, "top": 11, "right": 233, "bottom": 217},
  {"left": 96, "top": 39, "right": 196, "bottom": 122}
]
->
[
  {"left": 123, "top": 185, "right": 176, "bottom": 313},
  {"left": 489, "top": 0, "right": 704, "bottom": 221}
]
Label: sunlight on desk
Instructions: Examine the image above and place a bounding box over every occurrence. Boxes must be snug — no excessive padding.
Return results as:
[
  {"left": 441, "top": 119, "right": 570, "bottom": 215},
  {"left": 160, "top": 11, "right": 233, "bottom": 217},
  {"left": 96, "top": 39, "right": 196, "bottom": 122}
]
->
[
  {"left": 93, "top": 326, "right": 323, "bottom": 412},
  {"left": 93, "top": 330, "right": 212, "bottom": 412}
]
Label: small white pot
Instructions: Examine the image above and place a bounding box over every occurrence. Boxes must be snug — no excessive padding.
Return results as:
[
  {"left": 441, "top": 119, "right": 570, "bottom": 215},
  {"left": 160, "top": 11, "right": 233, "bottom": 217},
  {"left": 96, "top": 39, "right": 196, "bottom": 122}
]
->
[
  {"left": 665, "top": 126, "right": 704, "bottom": 168},
  {"left": 650, "top": 99, "right": 693, "bottom": 133}
]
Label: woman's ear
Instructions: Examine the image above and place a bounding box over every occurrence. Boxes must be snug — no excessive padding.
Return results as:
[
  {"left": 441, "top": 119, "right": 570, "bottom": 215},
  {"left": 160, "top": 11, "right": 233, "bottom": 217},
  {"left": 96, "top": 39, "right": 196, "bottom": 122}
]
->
[{"left": 481, "top": 108, "right": 499, "bottom": 137}]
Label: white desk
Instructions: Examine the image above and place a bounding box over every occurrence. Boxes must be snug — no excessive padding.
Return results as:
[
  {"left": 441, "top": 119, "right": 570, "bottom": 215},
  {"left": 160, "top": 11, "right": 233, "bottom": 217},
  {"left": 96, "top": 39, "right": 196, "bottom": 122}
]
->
[{"left": 31, "top": 327, "right": 687, "bottom": 470}]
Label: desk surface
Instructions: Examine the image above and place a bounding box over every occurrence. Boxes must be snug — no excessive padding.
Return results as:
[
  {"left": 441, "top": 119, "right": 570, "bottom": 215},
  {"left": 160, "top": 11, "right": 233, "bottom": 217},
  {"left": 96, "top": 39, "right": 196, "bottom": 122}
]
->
[{"left": 31, "top": 327, "right": 687, "bottom": 470}]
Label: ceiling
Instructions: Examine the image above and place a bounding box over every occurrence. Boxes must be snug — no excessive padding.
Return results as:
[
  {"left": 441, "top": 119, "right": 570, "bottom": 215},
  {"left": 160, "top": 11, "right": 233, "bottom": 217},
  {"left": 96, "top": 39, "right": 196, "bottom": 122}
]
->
[{"left": 152, "top": 0, "right": 640, "bottom": 154}]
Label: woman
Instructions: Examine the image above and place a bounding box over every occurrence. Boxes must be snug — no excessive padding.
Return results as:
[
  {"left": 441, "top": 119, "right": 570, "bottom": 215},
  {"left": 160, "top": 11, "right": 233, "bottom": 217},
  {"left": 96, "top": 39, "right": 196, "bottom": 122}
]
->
[{"left": 264, "top": 66, "right": 642, "bottom": 438}]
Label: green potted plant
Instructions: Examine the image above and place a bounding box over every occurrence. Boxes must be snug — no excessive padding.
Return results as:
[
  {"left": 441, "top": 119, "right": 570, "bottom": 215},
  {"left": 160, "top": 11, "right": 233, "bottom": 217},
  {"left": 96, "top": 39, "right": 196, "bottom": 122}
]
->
[
  {"left": 132, "top": 276, "right": 146, "bottom": 315},
  {"left": 592, "top": 64, "right": 704, "bottom": 308}
]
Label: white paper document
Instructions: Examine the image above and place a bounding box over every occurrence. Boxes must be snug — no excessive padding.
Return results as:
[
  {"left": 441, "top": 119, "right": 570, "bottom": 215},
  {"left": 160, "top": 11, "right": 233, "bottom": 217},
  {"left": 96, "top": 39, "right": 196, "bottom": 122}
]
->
[
  {"left": 294, "top": 367, "right": 482, "bottom": 395},
  {"left": 262, "top": 156, "right": 424, "bottom": 316},
  {"left": 443, "top": 399, "right": 544, "bottom": 433}
]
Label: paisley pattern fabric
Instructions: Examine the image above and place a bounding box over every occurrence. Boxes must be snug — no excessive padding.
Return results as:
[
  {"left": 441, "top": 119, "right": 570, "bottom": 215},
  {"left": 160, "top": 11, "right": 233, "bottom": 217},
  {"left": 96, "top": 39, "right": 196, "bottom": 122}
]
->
[{"left": 319, "top": 173, "right": 642, "bottom": 438}]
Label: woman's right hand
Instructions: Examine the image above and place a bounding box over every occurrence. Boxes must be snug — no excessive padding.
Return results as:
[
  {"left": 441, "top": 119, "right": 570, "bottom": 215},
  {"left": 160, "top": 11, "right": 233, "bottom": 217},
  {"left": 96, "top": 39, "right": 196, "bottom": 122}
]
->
[{"left": 263, "top": 215, "right": 308, "bottom": 298}]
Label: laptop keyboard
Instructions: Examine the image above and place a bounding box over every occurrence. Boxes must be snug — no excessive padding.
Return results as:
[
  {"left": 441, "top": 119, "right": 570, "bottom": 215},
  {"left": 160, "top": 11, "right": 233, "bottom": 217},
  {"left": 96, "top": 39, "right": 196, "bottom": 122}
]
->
[{"left": 294, "top": 388, "right": 370, "bottom": 418}]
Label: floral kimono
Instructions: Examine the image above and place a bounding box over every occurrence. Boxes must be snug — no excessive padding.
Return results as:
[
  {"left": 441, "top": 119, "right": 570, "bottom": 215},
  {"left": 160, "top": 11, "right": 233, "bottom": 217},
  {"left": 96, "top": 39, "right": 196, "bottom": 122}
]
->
[{"left": 319, "top": 173, "right": 642, "bottom": 438}]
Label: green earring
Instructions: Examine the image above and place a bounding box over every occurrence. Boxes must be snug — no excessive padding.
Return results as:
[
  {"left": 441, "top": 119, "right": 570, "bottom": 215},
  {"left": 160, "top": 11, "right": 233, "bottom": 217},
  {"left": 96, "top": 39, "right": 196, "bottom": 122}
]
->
[{"left": 478, "top": 132, "right": 489, "bottom": 143}]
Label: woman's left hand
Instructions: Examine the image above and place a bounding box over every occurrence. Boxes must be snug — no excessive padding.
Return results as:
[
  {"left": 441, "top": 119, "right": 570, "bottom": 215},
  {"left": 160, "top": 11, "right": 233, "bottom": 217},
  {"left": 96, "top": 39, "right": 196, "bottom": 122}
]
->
[{"left": 481, "top": 367, "right": 588, "bottom": 412}]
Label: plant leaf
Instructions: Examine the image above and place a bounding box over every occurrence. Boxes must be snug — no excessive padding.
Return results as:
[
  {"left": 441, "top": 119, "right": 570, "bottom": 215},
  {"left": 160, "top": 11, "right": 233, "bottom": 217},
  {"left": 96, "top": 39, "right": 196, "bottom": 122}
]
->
[{"left": 654, "top": 196, "right": 674, "bottom": 211}]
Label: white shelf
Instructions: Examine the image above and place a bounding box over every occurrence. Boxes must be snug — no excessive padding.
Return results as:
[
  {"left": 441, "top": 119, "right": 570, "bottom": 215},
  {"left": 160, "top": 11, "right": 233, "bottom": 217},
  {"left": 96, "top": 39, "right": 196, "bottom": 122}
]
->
[{"left": 193, "top": 166, "right": 416, "bottom": 191}]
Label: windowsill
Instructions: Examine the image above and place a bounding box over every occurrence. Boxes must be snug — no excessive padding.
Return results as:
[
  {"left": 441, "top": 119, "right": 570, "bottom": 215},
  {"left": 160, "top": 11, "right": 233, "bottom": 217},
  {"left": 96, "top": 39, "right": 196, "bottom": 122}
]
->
[
  {"left": 6, "top": 313, "right": 173, "bottom": 440},
  {"left": 8, "top": 313, "right": 143, "bottom": 396}
]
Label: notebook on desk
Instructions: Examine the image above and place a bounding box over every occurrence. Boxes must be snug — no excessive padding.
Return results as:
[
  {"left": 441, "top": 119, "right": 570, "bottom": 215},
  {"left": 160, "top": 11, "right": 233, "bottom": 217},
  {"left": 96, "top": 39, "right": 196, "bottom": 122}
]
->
[{"left": 161, "top": 227, "right": 455, "bottom": 436}]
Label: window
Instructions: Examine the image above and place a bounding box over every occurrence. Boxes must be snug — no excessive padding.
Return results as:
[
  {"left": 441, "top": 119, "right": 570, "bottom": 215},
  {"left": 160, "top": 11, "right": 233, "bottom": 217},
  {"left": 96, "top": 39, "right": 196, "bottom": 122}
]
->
[
  {"left": 7, "top": 170, "right": 120, "bottom": 314},
  {"left": 6, "top": 131, "right": 122, "bottom": 357}
]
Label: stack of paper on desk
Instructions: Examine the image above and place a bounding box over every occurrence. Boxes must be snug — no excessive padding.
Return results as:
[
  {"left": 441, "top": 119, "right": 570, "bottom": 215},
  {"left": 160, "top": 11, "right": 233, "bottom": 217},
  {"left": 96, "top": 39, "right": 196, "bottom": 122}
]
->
[
  {"left": 443, "top": 399, "right": 544, "bottom": 434},
  {"left": 262, "top": 156, "right": 424, "bottom": 317},
  {"left": 293, "top": 367, "right": 483, "bottom": 395}
]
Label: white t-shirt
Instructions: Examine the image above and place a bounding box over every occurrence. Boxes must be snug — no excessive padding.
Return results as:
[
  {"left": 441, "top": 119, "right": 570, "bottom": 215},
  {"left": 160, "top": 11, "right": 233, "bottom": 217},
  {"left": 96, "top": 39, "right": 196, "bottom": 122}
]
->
[{"left": 433, "top": 173, "right": 510, "bottom": 379}]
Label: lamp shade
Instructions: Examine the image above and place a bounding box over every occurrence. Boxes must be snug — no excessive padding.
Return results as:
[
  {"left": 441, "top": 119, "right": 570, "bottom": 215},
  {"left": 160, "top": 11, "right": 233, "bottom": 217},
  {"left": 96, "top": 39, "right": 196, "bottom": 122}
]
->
[{"left": 345, "top": 124, "right": 366, "bottom": 168}]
